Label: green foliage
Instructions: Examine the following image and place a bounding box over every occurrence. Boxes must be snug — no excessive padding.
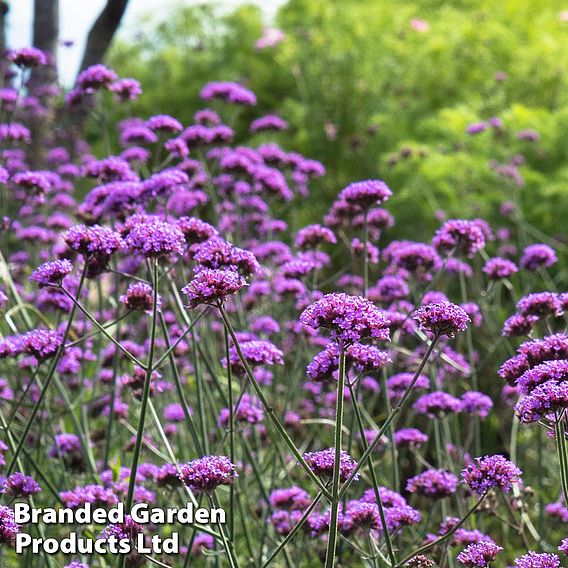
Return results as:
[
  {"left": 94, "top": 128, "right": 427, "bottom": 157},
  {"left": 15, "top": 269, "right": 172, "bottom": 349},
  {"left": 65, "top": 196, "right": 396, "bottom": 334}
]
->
[{"left": 110, "top": 0, "right": 568, "bottom": 239}]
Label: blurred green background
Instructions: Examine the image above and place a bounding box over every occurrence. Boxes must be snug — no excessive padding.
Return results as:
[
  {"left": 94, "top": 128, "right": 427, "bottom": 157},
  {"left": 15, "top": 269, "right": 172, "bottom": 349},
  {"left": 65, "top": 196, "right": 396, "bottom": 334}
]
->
[{"left": 109, "top": 0, "right": 568, "bottom": 240}]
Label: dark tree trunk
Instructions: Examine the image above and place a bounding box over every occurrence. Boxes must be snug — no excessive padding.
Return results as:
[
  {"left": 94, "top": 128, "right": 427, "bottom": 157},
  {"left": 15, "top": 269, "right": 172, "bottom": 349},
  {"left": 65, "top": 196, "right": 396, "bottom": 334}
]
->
[
  {"left": 30, "top": 0, "right": 59, "bottom": 89},
  {"left": 78, "top": 0, "right": 130, "bottom": 74},
  {"left": 0, "top": 1, "right": 8, "bottom": 57}
]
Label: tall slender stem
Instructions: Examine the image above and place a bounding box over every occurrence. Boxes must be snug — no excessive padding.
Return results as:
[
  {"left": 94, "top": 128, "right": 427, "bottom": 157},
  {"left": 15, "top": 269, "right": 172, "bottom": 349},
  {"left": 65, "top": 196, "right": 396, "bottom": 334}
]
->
[
  {"left": 325, "top": 349, "right": 346, "bottom": 568},
  {"left": 339, "top": 336, "right": 439, "bottom": 499},
  {"left": 7, "top": 264, "right": 88, "bottom": 475},
  {"left": 119, "top": 260, "right": 160, "bottom": 568},
  {"left": 218, "top": 303, "right": 332, "bottom": 501}
]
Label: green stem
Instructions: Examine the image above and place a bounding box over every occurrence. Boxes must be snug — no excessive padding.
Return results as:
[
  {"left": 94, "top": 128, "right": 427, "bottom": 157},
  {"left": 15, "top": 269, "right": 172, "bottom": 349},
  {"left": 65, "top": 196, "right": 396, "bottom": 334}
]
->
[
  {"left": 6, "top": 265, "right": 88, "bottom": 475},
  {"left": 396, "top": 491, "right": 488, "bottom": 567},
  {"left": 338, "top": 336, "right": 439, "bottom": 500},
  {"left": 218, "top": 303, "right": 332, "bottom": 501},
  {"left": 347, "top": 378, "right": 396, "bottom": 566},
  {"left": 324, "top": 349, "right": 346, "bottom": 568}
]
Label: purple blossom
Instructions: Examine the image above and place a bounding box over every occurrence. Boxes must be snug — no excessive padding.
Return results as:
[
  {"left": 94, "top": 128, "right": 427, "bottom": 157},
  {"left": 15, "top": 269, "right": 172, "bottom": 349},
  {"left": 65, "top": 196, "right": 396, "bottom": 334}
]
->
[
  {"left": 338, "top": 179, "right": 393, "bottom": 210},
  {"left": 502, "top": 314, "right": 539, "bottom": 337},
  {"left": 8, "top": 47, "right": 47, "bottom": 67},
  {"left": 413, "top": 391, "right": 463, "bottom": 417},
  {"left": 0, "top": 506, "right": 19, "bottom": 543},
  {"left": 303, "top": 449, "right": 359, "bottom": 481},
  {"left": 120, "top": 282, "right": 160, "bottom": 312},
  {"left": 483, "top": 257, "right": 518, "bottom": 280},
  {"left": 414, "top": 302, "right": 470, "bottom": 337},
  {"left": 1, "top": 473, "right": 41, "bottom": 497},
  {"left": 394, "top": 428, "right": 429, "bottom": 447},
  {"left": 513, "top": 552, "right": 560, "bottom": 568},
  {"left": 517, "top": 360, "right": 568, "bottom": 395},
  {"left": 63, "top": 224, "right": 123, "bottom": 258},
  {"left": 182, "top": 268, "right": 247, "bottom": 308},
  {"left": 76, "top": 64, "right": 118, "bottom": 92},
  {"left": 178, "top": 455, "right": 237, "bottom": 493},
  {"left": 30, "top": 259, "right": 73, "bottom": 287},
  {"left": 269, "top": 486, "right": 311, "bottom": 510},
  {"left": 299, "top": 293, "right": 391, "bottom": 345},
  {"left": 462, "top": 455, "right": 522, "bottom": 494},
  {"left": 432, "top": 219, "right": 486, "bottom": 257},
  {"left": 295, "top": 224, "right": 337, "bottom": 249},
  {"left": 123, "top": 219, "right": 185, "bottom": 257},
  {"left": 457, "top": 542, "right": 503, "bottom": 567},
  {"left": 200, "top": 81, "right": 257, "bottom": 105},
  {"left": 406, "top": 469, "right": 458, "bottom": 498},
  {"left": 110, "top": 78, "right": 142, "bottom": 101},
  {"left": 516, "top": 293, "right": 562, "bottom": 318},
  {"left": 515, "top": 380, "right": 568, "bottom": 423},
  {"left": 225, "top": 340, "right": 284, "bottom": 372},
  {"left": 250, "top": 114, "right": 288, "bottom": 133},
  {"left": 520, "top": 244, "right": 558, "bottom": 271},
  {"left": 460, "top": 392, "right": 493, "bottom": 418}
]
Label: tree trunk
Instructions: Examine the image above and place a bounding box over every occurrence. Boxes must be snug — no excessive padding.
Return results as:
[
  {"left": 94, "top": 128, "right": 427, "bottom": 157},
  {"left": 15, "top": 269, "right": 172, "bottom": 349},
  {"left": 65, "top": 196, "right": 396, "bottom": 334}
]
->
[
  {"left": 0, "top": 1, "right": 8, "bottom": 57},
  {"left": 30, "top": 0, "right": 59, "bottom": 89},
  {"left": 78, "top": 0, "right": 130, "bottom": 75}
]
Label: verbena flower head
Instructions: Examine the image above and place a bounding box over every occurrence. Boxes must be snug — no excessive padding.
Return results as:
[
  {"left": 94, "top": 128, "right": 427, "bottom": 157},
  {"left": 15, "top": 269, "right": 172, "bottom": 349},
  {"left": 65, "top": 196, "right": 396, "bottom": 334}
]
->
[
  {"left": 269, "top": 486, "right": 311, "bottom": 510},
  {"left": 559, "top": 538, "right": 568, "bottom": 554},
  {"left": 178, "top": 455, "right": 237, "bottom": 493},
  {"left": 460, "top": 392, "right": 493, "bottom": 418},
  {"left": 520, "top": 244, "right": 558, "bottom": 271},
  {"left": 64, "top": 224, "right": 123, "bottom": 258},
  {"left": 226, "top": 339, "right": 284, "bottom": 372},
  {"left": 30, "top": 259, "right": 73, "bottom": 287},
  {"left": 295, "top": 224, "right": 337, "bottom": 249},
  {"left": 394, "top": 428, "right": 429, "bottom": 447},
  {"left": 406, "top": 469, "right": 458, "bottom": 498},
  {"left": 192, "top": 237, "right": 261, "bottom": 277},
  {"left": 413, "top": 391, "right": 463, "bottom": 417},
  {"left": 303, "top": 449, "right": 359, "bottom": 481},
  {"left": 182, "top": 268, "right": 247, "bottom": 308},
  {"left": 123, "top": 219, "right": 185, "bottom": 257},
  {"left": 517, "top": 360, "right": 568, "bottom": 395},
  {"left": 0, "top": 505, "right": 19, "bottom": 543},
  {"left": 110, "top": 78, "right": 142, "bottom": 102},
  {"left": 457, "top": 542, "right": 503, "bottom": 567},
  {"left": 513, "top": 552, "right": 560, "bottom": 568},
  {"left": 23, "top": 329, "right": 63, "bottom": 360},
  {"left": 299, "top": 293, "right": 391, "bottom": 345},
  {"left": 414, "top": 302, "right": 470, "bottom": 338},
  {"left": 405, "top": 557, "right": 436, "bottom": 568},
  {"left": 8, "top": 47, "right": 47, "bottom": 67},
  {"left": 516, "top": 292, "right": 562, "bottom": 318},
  {"left": 463, "top": 454, "right": 522, "bottom": 495},
  {"left": 515, "top": 380, "right": 568, "bottom": 423},
  {"left": 432, "top": 219, "right": 486, "bottom": 257},
  {"left": 502, "top": 314, "right": 539, "bottom": 338},
  {"left": 200, "top": 81, "right": 257, "bottom": 105},
  {"left": 483, "top": 257, "right": 518, "bottom": 280},
  {"left": 338, "top": 179, "right": 393, "bottom": 210},
  {"left": 120, "top": 282, "right": 160, "bottom": 312},
  {"left": 1, "top": 473, "right": 41, "bottom": 497},
  {"left": 76, "top": 64, "right": 118, "bottom": 92}
]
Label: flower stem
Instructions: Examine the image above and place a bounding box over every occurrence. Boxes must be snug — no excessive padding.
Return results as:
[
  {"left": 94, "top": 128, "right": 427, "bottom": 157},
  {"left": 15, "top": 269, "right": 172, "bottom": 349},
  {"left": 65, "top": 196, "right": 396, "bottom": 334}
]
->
[
  {"left": 338, "top": 336, "right": 439, "bottom": 500},
  {"left": 324, "top": 349, "right": 347, "bottom": 568},
  {"left": 396, "top": 491, "right": 488, "bottom": 567},
  {"left": 347, "top": 378, "right": 397, "bottom": 566},
  {"left": 217, "top": 304, "right": 332, "bottom": 500},
  {"left": 6, "top": 264, "right": 88, "bottom": 475}
]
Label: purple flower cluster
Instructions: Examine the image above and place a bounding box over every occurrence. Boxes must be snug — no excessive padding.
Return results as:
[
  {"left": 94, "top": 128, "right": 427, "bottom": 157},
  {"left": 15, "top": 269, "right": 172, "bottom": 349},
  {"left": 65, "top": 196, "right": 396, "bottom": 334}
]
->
[
  {"left": 462, "top": 455, "right": 522, "bottom": 494},
  {"left": 300, "top": 293, "right": 391, "bottom": 345},
  {"left": 457, "top": 542, "right": 503, "bottom": 567},
  {"left": 413, "top": 301, "right": 470, "bottom": 338},
  {"left": 178, "top": 455, "right": 237, "bottom": 493},
  {"left": 303, "top": 449, "right": 359, "bottom": 482}
]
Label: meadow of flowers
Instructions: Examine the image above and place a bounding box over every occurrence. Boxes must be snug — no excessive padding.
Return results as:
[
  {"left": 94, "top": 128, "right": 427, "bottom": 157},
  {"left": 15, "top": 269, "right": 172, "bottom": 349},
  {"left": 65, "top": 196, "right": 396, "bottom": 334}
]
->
[{"left": 0, "top": 46, "right": 567, "bottom": 567}]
